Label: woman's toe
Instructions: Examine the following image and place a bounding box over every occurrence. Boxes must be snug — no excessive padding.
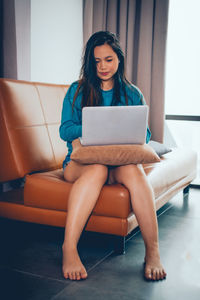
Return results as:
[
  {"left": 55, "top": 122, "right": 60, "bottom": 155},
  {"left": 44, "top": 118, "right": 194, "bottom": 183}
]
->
[
  {"left": 76, "top": 272, "right": 81, "bottom": 280},
  {"left": 162, "top": 269, "right": 167, "bottom": 279},
  {"left": 63, "top": 272, "right": 69, "bottom": 279},
  {"left": 69, "top": 272, "right": 73, "bottom": 280},
  {"left": 81, "top": 271, "right": 88, "bottom": 279},
  {"left": 145, "top": 267, "right": 152, "bottom": 280},
  {"left": 152, "top": 269, "right": 157, "bottom": 280}
]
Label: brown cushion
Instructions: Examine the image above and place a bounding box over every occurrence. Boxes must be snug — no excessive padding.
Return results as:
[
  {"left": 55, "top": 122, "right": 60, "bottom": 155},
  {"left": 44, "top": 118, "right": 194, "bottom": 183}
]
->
[{"left": 71, "top": 139, "right": 160, "bottom": 166}]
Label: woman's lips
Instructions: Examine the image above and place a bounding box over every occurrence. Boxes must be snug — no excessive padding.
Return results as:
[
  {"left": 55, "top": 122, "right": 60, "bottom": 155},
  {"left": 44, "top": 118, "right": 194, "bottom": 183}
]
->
[{"left": 100, "top": 72, "right": 109, "bottom": 76}]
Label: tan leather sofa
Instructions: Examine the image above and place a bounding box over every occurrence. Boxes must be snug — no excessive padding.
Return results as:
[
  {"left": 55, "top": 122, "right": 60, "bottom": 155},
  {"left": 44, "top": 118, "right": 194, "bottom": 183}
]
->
[{"left": 0, "top": 78, "right": 197, "bottom": 253}]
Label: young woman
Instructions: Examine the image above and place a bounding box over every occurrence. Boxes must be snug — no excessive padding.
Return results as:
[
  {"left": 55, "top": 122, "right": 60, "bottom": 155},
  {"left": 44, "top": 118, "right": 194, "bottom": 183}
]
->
[{"left": 59, "top": 31, "right": 166, "bottom": 281}]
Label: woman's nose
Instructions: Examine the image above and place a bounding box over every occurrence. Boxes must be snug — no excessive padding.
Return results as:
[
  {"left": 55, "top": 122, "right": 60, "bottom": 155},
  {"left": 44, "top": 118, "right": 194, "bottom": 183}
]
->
[{"left": 99, "top": 61, "right": 106, "bottom": 70}]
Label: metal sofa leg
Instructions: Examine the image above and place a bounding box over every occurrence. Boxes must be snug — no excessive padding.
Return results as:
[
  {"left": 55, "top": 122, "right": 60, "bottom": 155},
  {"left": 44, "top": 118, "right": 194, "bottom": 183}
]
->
[
  {"left": 183, "top": 185, "right": 190, "bottom": 194},
  {"left": 0, "top": 183, "right": 3, "bottom": 193},
  {"left": 114, "top": 236, "right": 126, "bottom": 255}
]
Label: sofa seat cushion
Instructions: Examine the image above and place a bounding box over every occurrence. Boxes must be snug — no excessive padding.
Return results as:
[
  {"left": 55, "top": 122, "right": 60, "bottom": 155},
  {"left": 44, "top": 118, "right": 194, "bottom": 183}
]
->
[
  {"left": 24, "top": 169, "right": 131, "bottom": 218},
  {"left": 24, "top": 148, "right": 197, "bottom": 219},
  {"left": 144, "top": 148, "right": 197, "bottom": 198}
]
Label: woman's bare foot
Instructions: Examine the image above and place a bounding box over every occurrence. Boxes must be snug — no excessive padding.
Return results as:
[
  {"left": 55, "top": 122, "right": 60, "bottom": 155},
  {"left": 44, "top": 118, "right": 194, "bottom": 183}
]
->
[
  {"left": 62, "top": 244, "right": 88, "bottom": 280},
  {"left": 144, "top": 248, "right": 167, "bottom": 281}
]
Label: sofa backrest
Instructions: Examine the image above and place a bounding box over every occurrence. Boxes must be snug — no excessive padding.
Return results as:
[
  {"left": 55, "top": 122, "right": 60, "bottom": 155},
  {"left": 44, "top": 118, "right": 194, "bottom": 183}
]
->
[{"left": 0, "top": 78, "right": 69, "bottom": 182}]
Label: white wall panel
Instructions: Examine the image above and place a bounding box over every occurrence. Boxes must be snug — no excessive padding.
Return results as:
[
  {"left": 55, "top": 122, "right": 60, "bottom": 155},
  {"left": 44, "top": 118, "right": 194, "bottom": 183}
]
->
[{"left": 31, "top": 0, "right": 83, "bottom": 84}]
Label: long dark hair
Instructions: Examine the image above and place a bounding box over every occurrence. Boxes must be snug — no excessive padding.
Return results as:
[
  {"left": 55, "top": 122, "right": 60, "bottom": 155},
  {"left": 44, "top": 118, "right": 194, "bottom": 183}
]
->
[{"left": 72, "top": 31, "right": 130, "bottom": 109}]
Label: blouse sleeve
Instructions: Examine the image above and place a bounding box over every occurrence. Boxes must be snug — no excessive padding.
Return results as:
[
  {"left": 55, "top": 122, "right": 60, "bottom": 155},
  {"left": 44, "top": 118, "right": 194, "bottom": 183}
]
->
[{"left": 59, "top": 83, "right": 82, "bottom": 142}]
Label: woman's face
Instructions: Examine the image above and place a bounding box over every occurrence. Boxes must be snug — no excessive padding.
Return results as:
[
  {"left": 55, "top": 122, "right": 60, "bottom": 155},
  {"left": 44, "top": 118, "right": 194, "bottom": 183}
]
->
[{"left": 94, "top": 44, "right": 119, "bottom": 85}]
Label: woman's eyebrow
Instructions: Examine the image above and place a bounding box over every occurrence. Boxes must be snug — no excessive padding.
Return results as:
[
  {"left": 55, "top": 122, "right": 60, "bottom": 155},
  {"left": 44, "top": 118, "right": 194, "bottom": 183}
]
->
[{"left": 95, "top": 55, "right": 113, "bottom": 60}]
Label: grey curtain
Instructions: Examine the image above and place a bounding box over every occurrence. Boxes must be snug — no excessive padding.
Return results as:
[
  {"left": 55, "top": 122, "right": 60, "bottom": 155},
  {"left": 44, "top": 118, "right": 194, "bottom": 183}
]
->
[
  {"left": 83, "top": 0, "right": 169, "bottom": 142},
  {"left": 0, "top": 0, "right": 31, "bottom": 80}
]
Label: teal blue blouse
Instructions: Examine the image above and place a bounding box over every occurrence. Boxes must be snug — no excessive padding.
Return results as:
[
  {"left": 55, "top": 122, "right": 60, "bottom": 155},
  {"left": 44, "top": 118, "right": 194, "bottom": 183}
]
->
[{"left": 59, "top": 81, "right": 151, "bottom": 166}]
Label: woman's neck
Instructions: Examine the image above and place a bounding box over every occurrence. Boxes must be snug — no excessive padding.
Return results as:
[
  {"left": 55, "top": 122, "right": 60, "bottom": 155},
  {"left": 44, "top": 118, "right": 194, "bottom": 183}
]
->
[{"left": 101, "top": 79, "right": 114, "bottom": 91}]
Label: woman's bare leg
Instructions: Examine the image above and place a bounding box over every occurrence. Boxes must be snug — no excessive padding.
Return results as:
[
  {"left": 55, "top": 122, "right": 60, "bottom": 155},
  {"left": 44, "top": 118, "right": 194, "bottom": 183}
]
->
[
  {"left": 110, "top": 164, "right": 166, "bottom": 281},
  {"left": 62, "top": 161, "right": 108, "bottom": 281}
]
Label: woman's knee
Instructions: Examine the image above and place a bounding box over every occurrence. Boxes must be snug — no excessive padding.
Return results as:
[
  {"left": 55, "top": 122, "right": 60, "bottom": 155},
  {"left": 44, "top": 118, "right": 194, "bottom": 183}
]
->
[
  {"left": 87, "top": 164, "right": 108, "bottom": 182},
  {"left": 115, "top": 164, "right": 145, "bottom": 184},
  {"left": 64, "top": 163, "right": 108, "bottom": 184},
  {"left": 120, "top": 164, "right": 143, "bottom": 176}
]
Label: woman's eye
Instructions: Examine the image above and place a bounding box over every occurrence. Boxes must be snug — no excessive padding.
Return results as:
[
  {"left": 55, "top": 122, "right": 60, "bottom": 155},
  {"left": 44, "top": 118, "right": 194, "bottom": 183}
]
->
[{"left": 106, "top": 59, "right": 113, "bottom": 62}]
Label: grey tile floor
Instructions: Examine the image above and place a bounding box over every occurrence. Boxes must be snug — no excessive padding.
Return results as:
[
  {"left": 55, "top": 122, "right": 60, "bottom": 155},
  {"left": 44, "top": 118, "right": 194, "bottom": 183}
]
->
[{"left": 0, "top": 188, "right": 200, "bottom": 300}]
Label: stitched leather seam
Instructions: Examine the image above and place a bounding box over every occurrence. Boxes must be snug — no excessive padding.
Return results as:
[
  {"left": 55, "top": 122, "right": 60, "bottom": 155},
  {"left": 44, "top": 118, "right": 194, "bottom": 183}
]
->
[{"left": 33, "top": 83, "right": 57, "bottom": 165}]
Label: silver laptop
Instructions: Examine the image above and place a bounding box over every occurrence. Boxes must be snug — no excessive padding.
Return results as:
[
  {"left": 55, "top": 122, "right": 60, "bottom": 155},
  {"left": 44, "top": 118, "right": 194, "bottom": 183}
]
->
[{"left": 80, "top": 105, "right": 148, "bottom": 146}]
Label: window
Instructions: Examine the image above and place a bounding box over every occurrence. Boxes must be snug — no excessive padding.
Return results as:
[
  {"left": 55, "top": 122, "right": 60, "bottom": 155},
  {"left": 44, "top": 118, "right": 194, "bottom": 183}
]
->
[{"left": 165, "top": 0, "right": 200, "bottom": 185}]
